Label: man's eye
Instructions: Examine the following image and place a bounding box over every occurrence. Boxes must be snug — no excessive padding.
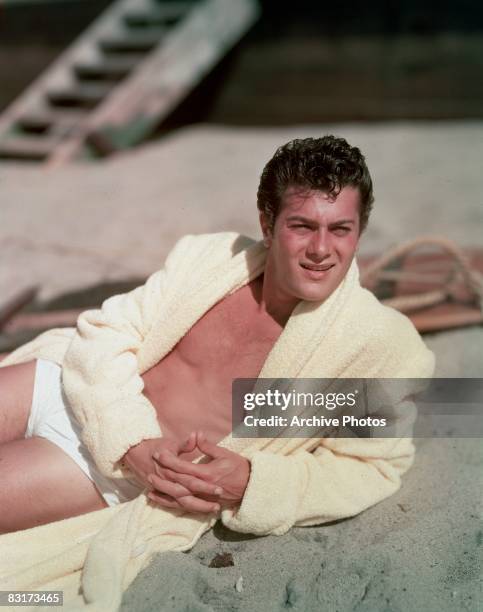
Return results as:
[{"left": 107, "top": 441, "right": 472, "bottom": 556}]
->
[
  {"left": 333, "top": 227, "right": 350, "bottom": 235},
  {"left": 291, "top": 224, "right": 310, "bottom": 230}
]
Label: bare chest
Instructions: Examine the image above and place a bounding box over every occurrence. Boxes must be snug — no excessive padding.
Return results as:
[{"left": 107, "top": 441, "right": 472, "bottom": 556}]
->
[{"left": 141, "top": 280, "right": 282, "bottom": 445}]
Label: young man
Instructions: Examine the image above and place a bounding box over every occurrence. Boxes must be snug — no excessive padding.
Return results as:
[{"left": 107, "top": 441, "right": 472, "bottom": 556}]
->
[{"left": 0, "top": 136, "right": 434, "bottom": 536}]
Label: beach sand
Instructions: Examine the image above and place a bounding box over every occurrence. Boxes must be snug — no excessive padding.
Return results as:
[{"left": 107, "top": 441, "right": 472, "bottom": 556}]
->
[{"left": 1, "top": 123, "right": 482, "bottom": 611}]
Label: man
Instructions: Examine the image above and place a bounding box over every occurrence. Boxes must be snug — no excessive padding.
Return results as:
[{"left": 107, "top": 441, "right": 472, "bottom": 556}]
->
[{"left": 0, "top": 136, "right": 434, "bottom": 543}]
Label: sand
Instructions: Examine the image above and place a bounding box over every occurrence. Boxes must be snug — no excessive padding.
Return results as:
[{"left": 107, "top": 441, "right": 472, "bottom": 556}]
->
[
  {"left": 121, "top": 438, "right": 482, "bottom": 612},
  {"left": 1, "top": 122, "right": 482, "bottom": 611}
]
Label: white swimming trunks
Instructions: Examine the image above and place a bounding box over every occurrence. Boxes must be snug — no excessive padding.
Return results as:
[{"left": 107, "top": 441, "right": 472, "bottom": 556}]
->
[{"left": 25, "top": 359, "right": 144, "bottom": 507}]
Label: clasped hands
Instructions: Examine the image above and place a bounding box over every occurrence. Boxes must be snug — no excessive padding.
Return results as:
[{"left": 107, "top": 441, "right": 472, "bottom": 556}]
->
[{"left": 122, "top": 431, "right": 250, "bottom": 515}]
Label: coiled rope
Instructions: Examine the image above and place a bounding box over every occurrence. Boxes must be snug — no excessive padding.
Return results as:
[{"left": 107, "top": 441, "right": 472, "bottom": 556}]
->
[{"left": 360, "top": 236, "right": 483, "bottom": 313}]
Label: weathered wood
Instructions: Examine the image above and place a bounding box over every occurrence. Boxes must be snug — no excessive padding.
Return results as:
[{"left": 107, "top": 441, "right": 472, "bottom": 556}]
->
[
  {"left": 98, "top": 30, "right": 166, "bottom": 54},
  {"left": 16, "top": 109, "right": 86, "bottom": 135},
  {"left": 47, "top": 83, "right": 113, "bottom": 109},
  {"left": 3, "top": 309, "right": 85, "bottom": 334},
  {"left": 0, "top": 137, "right": 57, "bottom": 160},
  {"left": 0, "top": 0, "right": 260, "bottom": 164},
  {"left": 73, "top": 57, "right": 139, "bottom": 81},
  {"left": 410, "top": 309, "right": 483, "bottom": 333},
  {"left": 0, "top": 287, "right": 38, "bottom": 330}
]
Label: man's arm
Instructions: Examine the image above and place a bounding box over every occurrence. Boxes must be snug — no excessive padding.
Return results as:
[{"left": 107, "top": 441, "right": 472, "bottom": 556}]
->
[
  {"left": 61, "top": 232, "right": 252, "bottom": 480},
  {"left": 219, "top": 386, "right": 419, "bottom": 535},
  {"left": 148, "top": 426, "right": 415, "bottom": 532},
  {"left": 220, "top": 433, "right": 415, "bottom": 536},
  {"left": 62, "top": 236, "right": 191, "bottom": 479},
  {"left": 147, "top": 390, "right": 418, "bottom": 529}
]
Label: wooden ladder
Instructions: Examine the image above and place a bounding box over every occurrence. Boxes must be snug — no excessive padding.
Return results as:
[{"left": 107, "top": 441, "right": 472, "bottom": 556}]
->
[{"left": 0, "top": 0, "right": 259, "bottom": 165}]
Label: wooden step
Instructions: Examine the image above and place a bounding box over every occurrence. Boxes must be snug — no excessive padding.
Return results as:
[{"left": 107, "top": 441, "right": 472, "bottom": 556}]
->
[
  {"left": 151, "top": 0, "right": 198, "bottom": 5},
  {"left": 73, "top": 56, "right": 139, "bottom": 81},
  {"left": 123, "top": 7, "right": 187, "bottom": 28},
  {"left": 15, "top": 109, "right": 86, "bottom": 134},
  {"left": 3, "top": 308, "right": 85, "bottom": 334},
  {"left": 0, "top": 136, "right": 59, "bottom": 160},
  {"left": 15, "top": 115, "right": 50, "bottom": 135},
  {"left": 98, "top": 31, "right": 164, "bottom": 54},
  {"left": 47, "top": 83, "right": 113, "bottom": 109},
  {"left": 0, "top": 286, "right": 38, "bottom": 330}
]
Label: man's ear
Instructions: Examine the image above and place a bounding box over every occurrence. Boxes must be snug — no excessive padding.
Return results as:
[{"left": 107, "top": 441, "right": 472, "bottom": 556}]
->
[{"left": 259, "top": 212, "right": 273, "bottom": 248}]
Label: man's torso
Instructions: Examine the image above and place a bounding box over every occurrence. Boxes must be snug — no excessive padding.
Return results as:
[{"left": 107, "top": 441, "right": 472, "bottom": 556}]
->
[{"left": 141, "top": 275, "right": 284, "bottom": 460}]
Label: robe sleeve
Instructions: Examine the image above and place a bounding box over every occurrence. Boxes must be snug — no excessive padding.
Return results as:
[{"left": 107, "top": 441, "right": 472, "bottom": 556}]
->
[
  {"left": 61, "top": 236, "right": 189, "bottom": 479},
  {"left": 220, "top": 410, "right": 416, "bottom": 536}
]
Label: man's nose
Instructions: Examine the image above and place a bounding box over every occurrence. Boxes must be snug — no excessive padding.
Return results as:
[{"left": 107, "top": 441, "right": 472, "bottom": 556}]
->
[{"left": 307, "top": 229, "right": 330, "bottom": 260}]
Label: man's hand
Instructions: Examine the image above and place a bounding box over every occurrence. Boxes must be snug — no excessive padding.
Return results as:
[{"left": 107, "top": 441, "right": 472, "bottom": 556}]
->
[
  {"left": 148, "top": 431, "right": 251, "bottom": 514},
  {"left": 121, "top": 433, "right": 197, "bottom": 488}
]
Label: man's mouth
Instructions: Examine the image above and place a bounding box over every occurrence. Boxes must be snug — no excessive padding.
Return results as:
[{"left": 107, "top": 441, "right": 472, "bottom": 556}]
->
[
  {"left": 299, "top": 262, "right": 335, "bottom": 280},
  {"left": 300, "top": 263, "right": 335, "bottom": 272}
]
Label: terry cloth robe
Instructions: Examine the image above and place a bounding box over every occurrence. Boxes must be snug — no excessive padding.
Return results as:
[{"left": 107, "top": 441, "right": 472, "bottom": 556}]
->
[{"left": 0, "top": 232, "right": 435, "bottom": 612}]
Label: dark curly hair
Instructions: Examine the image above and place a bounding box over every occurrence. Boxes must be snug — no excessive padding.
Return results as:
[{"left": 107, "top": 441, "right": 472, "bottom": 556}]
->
[{"left": 257, "top": 135, "right": 374, "bottom": 233}]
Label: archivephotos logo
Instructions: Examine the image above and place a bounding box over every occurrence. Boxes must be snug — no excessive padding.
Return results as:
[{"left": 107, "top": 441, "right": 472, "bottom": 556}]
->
[{"left": 231, "top": 378, "right": 483, "bottom": 438}]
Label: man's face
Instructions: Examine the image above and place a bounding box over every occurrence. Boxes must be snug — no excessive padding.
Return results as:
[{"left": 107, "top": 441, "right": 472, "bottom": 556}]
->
[{"left": 261, "top": 185, "right": 361, "bottom": 303}]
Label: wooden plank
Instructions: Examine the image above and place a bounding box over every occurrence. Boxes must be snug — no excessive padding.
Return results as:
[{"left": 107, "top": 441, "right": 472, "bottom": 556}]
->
[
  {"left": 47, "top": 83, "right": 113, "bottom": 109},
  {"left": 15, "top": 109, "right": 87, "bottom": 134},
  {"left": 410, "top": 309, "right": 483, "bottom": 333},
  {"left": 3, "top": 308, "right": 85, "bottom": 334},
  {"left": 359, "top": 247, "right": 483, "bottom": 333},
  {"left": 98, "top": 30, "right": 166, "bottom": 54},
  {"left": 0, "top": 136, "right": 58, "bottom": 160},
  {"left": 73, "top": 57, "right": 139, "bottom": 81},
  {"left": 123, "top": 6, "right": 188, "bottom": 28},
  {"left": 0, "top": 287, "right": 38, "bottom": 330}
]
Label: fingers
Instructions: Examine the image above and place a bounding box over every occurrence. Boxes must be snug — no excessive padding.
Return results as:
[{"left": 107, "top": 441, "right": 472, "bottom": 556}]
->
[
  {"left": 147, "top": 491, "right": 182, "bottom": 509},
  {"left": 148, "top": 490, "right": 220, "bottom": 514},
  {"left": 159, "top": 468, "right": 223, "bottom": 498},
  {"left": 148, "top": 473, "right": 192, "bottom": 499},
  {"left": 152, "top": 460, "right": 186, "bottom": 484},
  {"left": 177, "top": 494, "right": 221, "bottom": 514},
  {"left": 148, "top": 433, "right": 196, "bottom": 463},
  {"left": 153, "top": 449, "right": 210, "bottom": 479},
  {"left": 195, "top": 431, "right": 225, "bottom": 459}
]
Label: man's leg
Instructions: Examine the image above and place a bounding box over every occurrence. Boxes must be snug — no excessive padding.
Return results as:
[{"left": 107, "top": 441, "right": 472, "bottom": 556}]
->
[
  {"left": 0, "top": 437, "right": 107, "bottom": 534},
  {"left": 0, "top": 361, "right": 107, "bottom": 534},
  {"left": 0, "top": 360, "right": 36, "bottom": 444}
]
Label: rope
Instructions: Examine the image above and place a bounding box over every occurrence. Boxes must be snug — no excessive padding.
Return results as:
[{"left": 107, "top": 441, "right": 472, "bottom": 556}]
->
[{"left": 360, "top": 235, "right": 483, "bottom": 313}]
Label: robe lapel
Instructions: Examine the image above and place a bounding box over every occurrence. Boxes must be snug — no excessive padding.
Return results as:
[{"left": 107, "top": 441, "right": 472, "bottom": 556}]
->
[
  {"left": 138, "top": 239, "right": 267, "bottom": 373},
  {"left": 258, "top": 258, "right": 360, "bottom": 379}
]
